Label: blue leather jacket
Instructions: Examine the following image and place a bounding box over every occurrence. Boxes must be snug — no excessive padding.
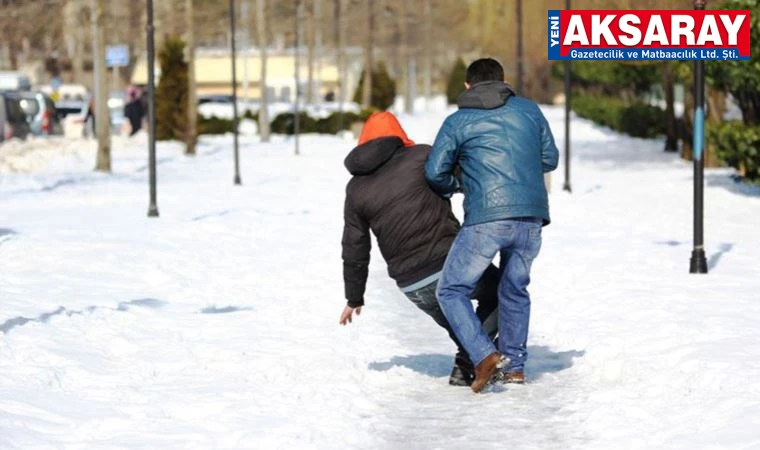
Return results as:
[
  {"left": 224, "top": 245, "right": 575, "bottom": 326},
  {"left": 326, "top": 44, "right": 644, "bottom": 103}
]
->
[{"left": 425, "top": 81, "right": 559, "bottom": 226}]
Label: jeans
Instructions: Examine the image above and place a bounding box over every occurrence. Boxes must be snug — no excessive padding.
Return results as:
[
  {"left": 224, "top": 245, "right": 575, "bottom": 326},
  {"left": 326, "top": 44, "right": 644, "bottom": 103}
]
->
[
  {"left": 437, "top": 219, "right": 542, "bottom": 371},
  {"left": 403, "top": 265, "right": 500, "bottom": 365}
]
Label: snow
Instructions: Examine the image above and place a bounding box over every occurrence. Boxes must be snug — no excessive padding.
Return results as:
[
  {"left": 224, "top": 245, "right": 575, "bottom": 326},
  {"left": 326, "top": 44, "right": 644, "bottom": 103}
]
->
[{"left": 2, "top": 102, "right": 760, "bottom": 449}]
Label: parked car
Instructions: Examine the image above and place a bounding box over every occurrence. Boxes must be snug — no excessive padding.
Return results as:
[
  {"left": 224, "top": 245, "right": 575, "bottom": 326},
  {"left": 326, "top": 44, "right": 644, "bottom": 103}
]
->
[
  {"left": 55, "top": 99, "right": 87, "bottom": 120},
  {"left": 43, "top": 84, "right": 89, "bottom": 120},
  {"left": 18, "top": 91, "right": 64, "bottom": 137},
  {"left": 0, "top": 92, "right": 31, "bottom": 143}
]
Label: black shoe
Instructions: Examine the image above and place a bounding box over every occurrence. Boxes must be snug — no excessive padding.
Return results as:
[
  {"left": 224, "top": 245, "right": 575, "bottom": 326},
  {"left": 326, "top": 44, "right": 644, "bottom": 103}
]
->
[{"left": 449, "top": 360, "right": 475, "bottom": 386}]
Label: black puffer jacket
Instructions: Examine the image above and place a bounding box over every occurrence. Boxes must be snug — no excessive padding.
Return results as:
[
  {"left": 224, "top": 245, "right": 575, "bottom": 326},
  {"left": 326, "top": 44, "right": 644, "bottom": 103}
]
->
[{"left": 342, "top": 137, "right": 460, "bottom": 307}]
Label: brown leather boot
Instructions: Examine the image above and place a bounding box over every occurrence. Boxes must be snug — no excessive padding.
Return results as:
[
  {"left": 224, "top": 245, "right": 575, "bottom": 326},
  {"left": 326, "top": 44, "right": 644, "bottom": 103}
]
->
[
  {"left": 470, "top": 352, "right": 505, "bottom": 393},
  {"left": 502, "top": 371, "right": 525, "bottom": 384}
]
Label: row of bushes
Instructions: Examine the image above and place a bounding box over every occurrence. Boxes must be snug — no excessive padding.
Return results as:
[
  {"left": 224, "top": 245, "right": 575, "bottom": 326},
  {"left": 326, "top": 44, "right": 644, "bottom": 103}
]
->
[
  {"left": 572, "top": 94, "right": 666, "bottom": 139},
  {"left": 197, "top": 110, "right": 257, "bottom": 135},
  {"left": 708, "top": 121, "right": 760, "bottom": 182},
  {"left": 198, "top": 110, "right": 375, "bottom": 136}
]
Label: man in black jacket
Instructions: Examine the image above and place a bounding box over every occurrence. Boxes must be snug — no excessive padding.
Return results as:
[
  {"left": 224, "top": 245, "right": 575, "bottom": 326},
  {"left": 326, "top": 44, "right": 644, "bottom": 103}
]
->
[{"left": 340, "top": 112, "right": 499, "bottom": 386}]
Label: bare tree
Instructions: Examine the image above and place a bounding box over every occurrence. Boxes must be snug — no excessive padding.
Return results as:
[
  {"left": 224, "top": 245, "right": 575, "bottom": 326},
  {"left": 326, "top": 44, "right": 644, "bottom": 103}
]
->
[
  {"left": 65, "top": 1, "right": 87, "bottom": 82},
  {"left": 186, "top": 0, "right": 198, "bottom": 155},
  {"left": 399, "top": 1, "right": 418, "bottom": 114},
  {"left": 92, "top": 0, "right": 111, "bottom": 172},
  {"left": 361, "top": 0, "right": 375, "bottom": 108},
  {"left": 256, "top": 0, "right": 271, "bottom": 142},
  {"left": 422, "top": 0, "right": 432, "bottom": 110},
  {"left": 306, "top": 0, "right": 315, "bottom": 104},
  {"left": 242, "top": 0, "right": 251, "bottom": 102},
  {"left": 334, "top": 0, "right": 348, "bottom": 111},
  {"left": 314, "top": 0, "right": 323, "bottom": 106}
]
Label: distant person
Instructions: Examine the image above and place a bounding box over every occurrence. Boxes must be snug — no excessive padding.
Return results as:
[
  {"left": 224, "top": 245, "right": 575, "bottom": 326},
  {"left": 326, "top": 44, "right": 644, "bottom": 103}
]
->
[
  {"left": 425, "top": 58, "right": 559, "bottom": 392},
  {"left": 124, "top": 85, "right": 144, "bottom": 136},
  {"left": 83, "top": 95, "right": 96, "bottom": 138},
  {"left": 340, "top": 111, "right": 501, "bottom": 387}
]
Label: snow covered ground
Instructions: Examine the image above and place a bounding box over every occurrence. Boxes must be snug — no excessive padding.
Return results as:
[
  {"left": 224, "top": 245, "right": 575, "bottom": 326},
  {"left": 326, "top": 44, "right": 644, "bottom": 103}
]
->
[{"left": 1, "top": 104, "right": 759, "bottom": 449}]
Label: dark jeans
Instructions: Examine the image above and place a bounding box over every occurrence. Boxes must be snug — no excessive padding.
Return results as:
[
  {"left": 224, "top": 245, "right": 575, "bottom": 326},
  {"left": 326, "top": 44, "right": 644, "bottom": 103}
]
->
[{"left": 403, "top": 264, "right": 500, "bottom": 366}]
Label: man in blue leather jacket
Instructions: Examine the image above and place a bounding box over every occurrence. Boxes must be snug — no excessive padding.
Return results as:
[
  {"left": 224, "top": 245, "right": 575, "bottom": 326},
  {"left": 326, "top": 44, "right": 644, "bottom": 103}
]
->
[{"left": 425, "top": 58, "right": 559, "bottom": 392}]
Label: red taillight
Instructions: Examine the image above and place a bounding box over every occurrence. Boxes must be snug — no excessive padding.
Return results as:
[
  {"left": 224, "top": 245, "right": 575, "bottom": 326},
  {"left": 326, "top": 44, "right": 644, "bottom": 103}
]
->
[
  {"left": 42, "top": 110, "right": 51, "bottom": 134},
  {"left": 3, "top": 122, "right": 12, "bottom": 140}
]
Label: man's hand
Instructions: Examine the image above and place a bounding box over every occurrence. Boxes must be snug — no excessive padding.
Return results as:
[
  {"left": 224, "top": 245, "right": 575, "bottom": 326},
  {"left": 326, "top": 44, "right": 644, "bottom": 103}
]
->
[{"left": 339, "top": 305, "right": 362, "bottom": 325}]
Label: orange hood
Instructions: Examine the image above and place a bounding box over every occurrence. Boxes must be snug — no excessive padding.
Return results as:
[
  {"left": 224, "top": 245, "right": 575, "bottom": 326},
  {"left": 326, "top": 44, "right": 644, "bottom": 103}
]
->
[{"left": 358, "top": 112, "right": 415, "bottom": 147}]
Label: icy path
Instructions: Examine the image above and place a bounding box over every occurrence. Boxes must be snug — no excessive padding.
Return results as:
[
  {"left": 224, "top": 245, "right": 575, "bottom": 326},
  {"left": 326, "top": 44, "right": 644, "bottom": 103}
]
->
[{"left": 1, "top": 107, "right": 760, "bottom": 449}]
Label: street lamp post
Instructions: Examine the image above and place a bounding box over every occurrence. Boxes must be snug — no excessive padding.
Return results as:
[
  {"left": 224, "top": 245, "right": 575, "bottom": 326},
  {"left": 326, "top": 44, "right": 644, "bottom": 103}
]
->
[
  {"left": 230, "top": 0, "right": 242, "bottom": 185},
  {"left": 563, "top": 0, "right": 572, "bottom": 193},
  {"left": 690, "top": 0, "right": 708, "bottom": 273},
  {"left": 146, "top": 0, "right": 159, "bottom": 217}
]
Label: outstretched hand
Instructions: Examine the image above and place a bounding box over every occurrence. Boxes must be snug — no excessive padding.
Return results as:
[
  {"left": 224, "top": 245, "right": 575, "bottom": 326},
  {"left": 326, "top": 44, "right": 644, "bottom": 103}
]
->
[{"left": 339, "top": 305, "right": 362, "bottom": 325}]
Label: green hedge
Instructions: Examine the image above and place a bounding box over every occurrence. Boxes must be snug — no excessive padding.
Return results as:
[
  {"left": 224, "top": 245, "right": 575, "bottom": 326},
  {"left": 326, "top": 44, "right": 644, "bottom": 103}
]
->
[
  {"left": 198, "top": 115, "right": 234, "bottom": 135},
  {"left": 270, "top": 112, "right": 317, "bottom": 135},
  {"left": 708, "top": 121, "right": 760, "bottom": 182},
  {"left": 572, "top": 94, "right": 666, "bottom": 139},
  {"left": 271, "top": 110, "right": 371, "bottom": 135},
  {"left": 198, "top": 111, "right": 259, "bottom": 135}
]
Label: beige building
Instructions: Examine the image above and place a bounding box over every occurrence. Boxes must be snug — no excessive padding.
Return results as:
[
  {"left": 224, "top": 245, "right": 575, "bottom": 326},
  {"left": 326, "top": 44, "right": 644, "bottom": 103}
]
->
[{"left": 132, "top": 51, "right": 359, "bottom": 103}]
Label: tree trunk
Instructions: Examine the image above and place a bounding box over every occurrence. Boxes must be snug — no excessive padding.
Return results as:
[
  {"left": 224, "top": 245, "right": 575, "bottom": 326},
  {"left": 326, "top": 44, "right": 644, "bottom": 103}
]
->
[
  {"left": 1, "top": 42, "right": 10, "bottom": 70},
  {"left": 241, "top": 0, "right": 250, "bottom": 102},
  {"left": 314, "top": 0, "right": 322, "bottom": 106},
  {"left": 256, "top": 0, "right": 271, "bottom": 142},
  {"left": 423, "top": 0, "right": 432, "bottom": 111},
  {"left": 186, "top": 0, "right": 197, "bottom": 155},
  {"left": 705, "top": 86, "right": 725, "bottom": 168},
  {"left": 306, "top": 0, "right": 315, "bottom": 105},
  {"left": 92, "top": 0, "right": 111, "bottom": 172},
  {"left": 663, "top": 61, "right": 678, "bottom": 152},
  {"left": 126, "top": 1, "right": 144, "bottom": 85},
  {"left": 335, "top": 0, "right": 347, "bottom": 115},
  {"left": 401, "top": 0, "right": 413, "bottom": 114},
  {"left": 515, "top": 0, "right": 524, "bottom": 92},
  {"left": 73, "top": 3, "right": 85, "bottom": 83},
  {"left": 295, "top": 0, "right": 302, "bottom": 156},
  {"left": 361, "top": 0, "right": 374, "bottom": 108}
]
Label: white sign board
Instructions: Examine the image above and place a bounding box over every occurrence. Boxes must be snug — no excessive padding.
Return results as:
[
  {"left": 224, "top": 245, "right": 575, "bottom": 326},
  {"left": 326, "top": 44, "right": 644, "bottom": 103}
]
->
[{"left": 106, "top": 45, "right": 130, "bottom": 68}]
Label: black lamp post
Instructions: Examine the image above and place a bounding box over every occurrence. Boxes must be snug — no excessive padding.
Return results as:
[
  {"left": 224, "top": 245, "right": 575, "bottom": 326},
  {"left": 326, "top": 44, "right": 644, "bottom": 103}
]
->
[
  {"left": 230, "top": 0, "right": 242, "bottom": 185},
  {"left": 563, "top": 0, "right": 572, "bottom": 193},
  {"left": 146, "top": 0, "right": 159, "bottom": 217},
  {"left": 690, "top": 0, "right": 708, "bottom": 273}
]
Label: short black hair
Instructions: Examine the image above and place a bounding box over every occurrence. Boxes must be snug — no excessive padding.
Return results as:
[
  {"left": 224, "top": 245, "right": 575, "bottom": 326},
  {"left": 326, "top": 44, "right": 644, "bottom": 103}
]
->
[{"left": 465, "top": 58, "right": 505, "bottom": 85}]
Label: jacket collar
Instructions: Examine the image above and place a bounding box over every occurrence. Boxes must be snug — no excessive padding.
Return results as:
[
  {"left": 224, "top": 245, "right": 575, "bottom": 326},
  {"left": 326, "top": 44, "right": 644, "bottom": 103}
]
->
[{"left": 457, "top": 81, "right": 515, "bottom": 110}]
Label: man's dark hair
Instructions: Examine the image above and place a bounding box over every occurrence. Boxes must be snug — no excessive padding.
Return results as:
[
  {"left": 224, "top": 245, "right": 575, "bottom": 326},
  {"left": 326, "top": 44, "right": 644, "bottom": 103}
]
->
[{"left": 465, "top": 58, "right": 505, "bottom": 85}]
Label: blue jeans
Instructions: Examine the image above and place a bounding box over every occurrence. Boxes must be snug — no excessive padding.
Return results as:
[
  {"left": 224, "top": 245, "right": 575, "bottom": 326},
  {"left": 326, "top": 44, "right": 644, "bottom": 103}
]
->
[{"left": 437, "top": 219, "right": 542, "bottom": 371}]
